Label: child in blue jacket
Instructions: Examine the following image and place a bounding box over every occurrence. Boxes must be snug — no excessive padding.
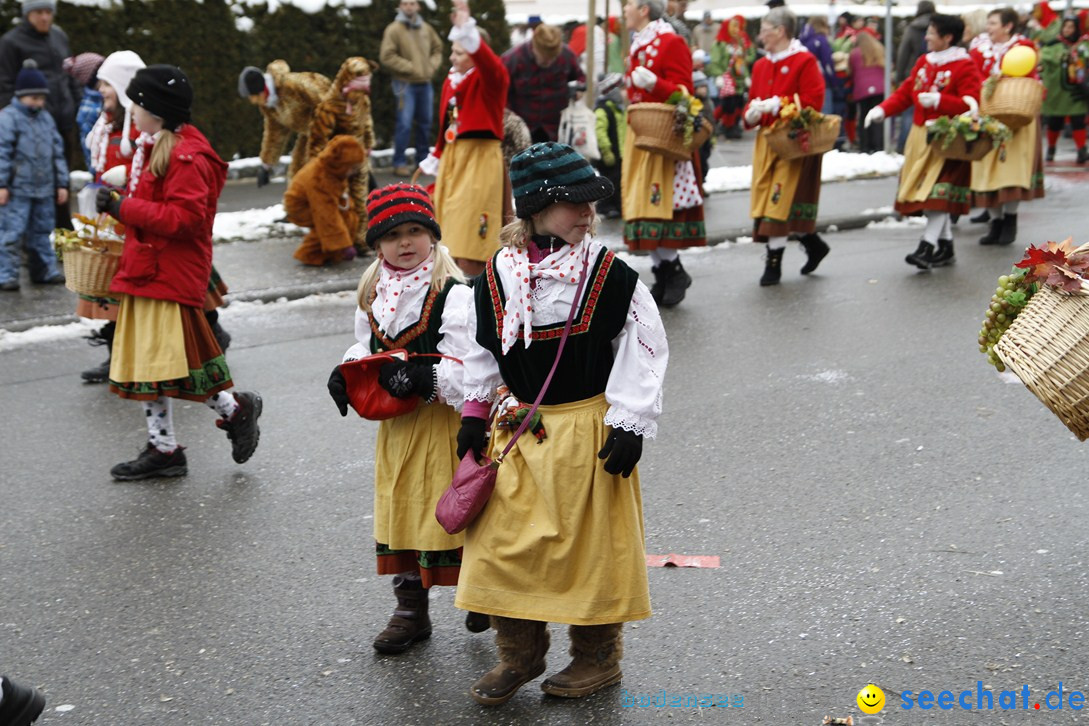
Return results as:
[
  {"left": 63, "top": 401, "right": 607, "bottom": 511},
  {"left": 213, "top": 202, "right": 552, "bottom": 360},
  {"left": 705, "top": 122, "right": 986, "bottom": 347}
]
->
[{"left": 0, "top": 60, "right": 69, "bottom": 291}]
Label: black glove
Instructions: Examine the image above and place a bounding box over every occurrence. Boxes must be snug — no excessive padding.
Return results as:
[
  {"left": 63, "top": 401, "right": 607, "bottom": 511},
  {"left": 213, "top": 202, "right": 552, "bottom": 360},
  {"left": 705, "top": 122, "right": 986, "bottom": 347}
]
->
[
  {"left": 327, "top": 366, "right": 350, "bottom": 417},
  {"left": 457, "top": 416, "right": 488, "bottom": 461},
  {"left": 378, "top": 359, "right": 436, "bottom": 400},
  {"left": 95, "top": 186, "right": 123, "bottom": 218},
  {"left": 256, "top": 165, "right": 271, "bottom": 188},
  {"left": 597, "top": 428, "right": 643, "bottom": 478}
]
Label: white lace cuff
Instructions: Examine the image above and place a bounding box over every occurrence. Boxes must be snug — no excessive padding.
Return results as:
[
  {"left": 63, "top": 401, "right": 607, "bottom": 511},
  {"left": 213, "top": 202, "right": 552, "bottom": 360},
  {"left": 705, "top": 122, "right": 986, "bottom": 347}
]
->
[
  {"left": 435, "top": 365, "right": 464, "bottom": 412},
  {"left": 342, "top": 342, "right": 368, "bottom": 363},
  {"left": 464, "top": 387, "right": 497, "bottom": 405},
  {"left": 605, "top": 406, "right": 658, "bottom": 439}
]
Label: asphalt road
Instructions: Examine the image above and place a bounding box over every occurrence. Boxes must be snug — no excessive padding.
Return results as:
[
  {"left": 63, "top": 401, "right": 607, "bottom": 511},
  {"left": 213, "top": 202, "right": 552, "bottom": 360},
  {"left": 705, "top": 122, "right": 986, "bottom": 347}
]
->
[{"left": 5, "top": 177, "right": 1089, "bottom": 725}]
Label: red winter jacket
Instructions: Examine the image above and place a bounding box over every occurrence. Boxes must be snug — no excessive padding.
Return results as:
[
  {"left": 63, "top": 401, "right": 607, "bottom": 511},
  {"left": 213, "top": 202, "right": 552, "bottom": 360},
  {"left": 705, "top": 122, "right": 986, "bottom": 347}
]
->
[
  {"left": 626, "top": 24, "right": 693, "bottom": 103},
  {"left": 109, "top": 125, "right": 228, "bottom": 308},
  {"left": 879, "top": 51, "right": 982, "bottom": 126},
  {"left": 435, "top": 39, "right": 509, "bottom": 156},
  {"left": 969, "top": 36, "right": 1040, "bottom": 80},
  {"left": 744, "top": 44, "right": 826, "bottom": 128}
]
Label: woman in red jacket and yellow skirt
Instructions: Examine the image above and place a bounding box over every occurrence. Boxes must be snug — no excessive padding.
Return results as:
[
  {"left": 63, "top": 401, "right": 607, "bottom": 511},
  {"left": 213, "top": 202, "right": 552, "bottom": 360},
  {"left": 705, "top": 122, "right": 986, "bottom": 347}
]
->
[
  {"left": 744, "top": 7, "right": 829, "bottom": 287},
  {"left": 865, "top": 14, "right": 982, "bottom": 270}
]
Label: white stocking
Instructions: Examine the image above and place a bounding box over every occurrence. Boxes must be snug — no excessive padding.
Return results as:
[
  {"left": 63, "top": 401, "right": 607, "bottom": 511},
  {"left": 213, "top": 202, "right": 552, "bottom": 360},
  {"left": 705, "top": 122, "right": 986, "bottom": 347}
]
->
[
  {"left": 767, "top": 236, "right": 787, "bottom": 251},
  {"left": 143, "top": 397, "right": 177, "bottom": 453},
  {"left": 923, "top": 211, "right": 946, "bottom": 244},
  {"left": 205, "top": 390, "right": 239, "bottom": 420},
  {"left": 1002, "top": 200, "right": 1020, "bottom": 217},
  {"left": 940, "top": 213, "right": 953, "bottom": 241},
  {"left": 649, "top": 248, "right": 679, "bottom": 265}
]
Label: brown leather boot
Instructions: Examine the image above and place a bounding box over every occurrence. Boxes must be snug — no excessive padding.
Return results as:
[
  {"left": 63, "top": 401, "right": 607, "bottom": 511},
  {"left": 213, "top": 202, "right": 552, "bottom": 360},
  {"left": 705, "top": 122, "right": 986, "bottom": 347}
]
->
[
  {"left": 470, "top": 617, "right": 549, "bottom": 705},
  {"left": 540, "top": 623, "right": 624, "bottom": 697},
  {"left": 373, "top": 575, "right": 431, "bottom": 654}
]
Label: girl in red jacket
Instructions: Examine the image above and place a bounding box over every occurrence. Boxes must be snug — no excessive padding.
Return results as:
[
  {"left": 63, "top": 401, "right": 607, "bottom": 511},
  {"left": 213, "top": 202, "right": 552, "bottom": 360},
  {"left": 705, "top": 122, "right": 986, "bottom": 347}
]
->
[
  {"left": 865, "top": 14, "right": 982, "bottom": 270},
  {"left": 95, "top": 65, "right": 263, "bottom": 481},
  {"left": 744, "top": 7, "right": 829, "bottom": 287},
  {"left": 416, "top": 0, "right": 510, "bottom": 277}
]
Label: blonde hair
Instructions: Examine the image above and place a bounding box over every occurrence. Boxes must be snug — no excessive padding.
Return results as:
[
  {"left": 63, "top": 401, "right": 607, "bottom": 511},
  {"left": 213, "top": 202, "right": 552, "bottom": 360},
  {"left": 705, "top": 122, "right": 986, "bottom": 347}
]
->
[
  {"left": 356, "top": 237, "right": 466, "bottom": 313},
  {"left": 857, "top": 30, "right": 885, "bottom": 67},
  {"left": 498, "top": 209, "right": 600, "bottom": 249},
  {"left": 148, "top": 129, "right": 179, "bottom": 179}
]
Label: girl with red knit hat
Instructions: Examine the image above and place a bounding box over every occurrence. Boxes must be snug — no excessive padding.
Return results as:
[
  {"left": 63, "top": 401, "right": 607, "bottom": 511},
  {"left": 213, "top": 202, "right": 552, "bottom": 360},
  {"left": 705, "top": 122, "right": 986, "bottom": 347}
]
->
[{"left": 325, "top": 183, "right": 489, "bottom": 654}]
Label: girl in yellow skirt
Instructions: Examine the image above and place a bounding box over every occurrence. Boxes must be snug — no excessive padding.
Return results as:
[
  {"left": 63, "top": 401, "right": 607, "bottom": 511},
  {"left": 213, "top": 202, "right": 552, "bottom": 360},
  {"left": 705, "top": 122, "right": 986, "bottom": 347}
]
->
[
  {"left": 456, "top": 142, "right": 668, "bottom": 706},
  {"left": 416, "top": 0, "right": 509, "bottom": 277},
  {"left": 969, "top": 8, "right": 1045, "bottom": 247},
  {"left": 866, "top": 14, "right": 983, "bottom": 270},
  {"left": 98, "top": 65, "right": 262, "bottom": 480},
  {"left": 325, "top": 183, "right": 489, "bottom": 653}
]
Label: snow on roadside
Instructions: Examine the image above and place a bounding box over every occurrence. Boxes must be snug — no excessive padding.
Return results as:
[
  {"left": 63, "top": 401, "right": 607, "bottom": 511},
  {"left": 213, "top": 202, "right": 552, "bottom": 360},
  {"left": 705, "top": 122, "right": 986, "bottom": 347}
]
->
[
  {"left": 0, "top": 319, "right": 105, "bottom": 352},
  {"left": 866, "top": 215, "right": 926, "bottom": 229},
  {"left": 213, "top": 204, "right": 304, "bottom": 243},
  {"left": 704, "top": 150, "right": 903, "bottom": 194}
]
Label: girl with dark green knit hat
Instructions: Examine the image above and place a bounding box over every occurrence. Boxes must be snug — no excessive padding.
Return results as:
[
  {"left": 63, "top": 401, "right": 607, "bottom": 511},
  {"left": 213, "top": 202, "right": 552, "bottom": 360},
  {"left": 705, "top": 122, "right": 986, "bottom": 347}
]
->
[{"left": 453, "top": 142, "right": 669, "bottom": 706}]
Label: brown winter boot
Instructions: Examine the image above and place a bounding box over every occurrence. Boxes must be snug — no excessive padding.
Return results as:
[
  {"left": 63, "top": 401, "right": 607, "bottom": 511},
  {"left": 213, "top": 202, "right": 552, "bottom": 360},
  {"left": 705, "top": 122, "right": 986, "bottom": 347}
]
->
[
  {"left": 541, "top": 623, "right": 624, "bottom": 698},
  {"left": 372, "top": 575, "right": 432, "bottom": 654},
  {"left": 470, "top": 617, "right": 550, "bottom": 705}
]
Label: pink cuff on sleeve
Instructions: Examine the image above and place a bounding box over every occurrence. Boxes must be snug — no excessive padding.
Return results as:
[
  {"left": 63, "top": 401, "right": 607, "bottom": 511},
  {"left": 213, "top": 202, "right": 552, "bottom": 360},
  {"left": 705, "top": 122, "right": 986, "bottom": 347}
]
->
[{"left": 462, "top": 400, "right": 491, "bottom": 420}]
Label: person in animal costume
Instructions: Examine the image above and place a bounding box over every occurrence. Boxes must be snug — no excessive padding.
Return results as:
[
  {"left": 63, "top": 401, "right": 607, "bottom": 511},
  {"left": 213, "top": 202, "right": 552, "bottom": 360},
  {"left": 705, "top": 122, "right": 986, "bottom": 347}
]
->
[
  {"left": 238, "top": 60, "right": 331, "bottom": 186},
  {"left": 307, "top": 56, "right": 379, "bottom": 247},
  {"left": 283, "top": 135, "right": 365, "bottom": 266}
]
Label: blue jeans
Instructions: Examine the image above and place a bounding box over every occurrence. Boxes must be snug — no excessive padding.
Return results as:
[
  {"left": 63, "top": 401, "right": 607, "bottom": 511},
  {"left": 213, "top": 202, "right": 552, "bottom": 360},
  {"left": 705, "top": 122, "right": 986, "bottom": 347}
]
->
[
  {"left": 0, "top": 195, "right": 59, "bottom": 285},
  {"left": 896, "top": 109, "right": 913, "bottom": 153},
  {"left": 392, "top": 80, "right": 434, "bottom": 167}
]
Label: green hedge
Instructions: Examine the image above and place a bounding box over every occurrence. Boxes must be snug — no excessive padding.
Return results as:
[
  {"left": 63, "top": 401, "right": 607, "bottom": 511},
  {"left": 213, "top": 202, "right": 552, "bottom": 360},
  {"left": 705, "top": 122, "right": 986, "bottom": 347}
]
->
[{"left": 0, "top": 0, "right": 508, "bottom": 162}]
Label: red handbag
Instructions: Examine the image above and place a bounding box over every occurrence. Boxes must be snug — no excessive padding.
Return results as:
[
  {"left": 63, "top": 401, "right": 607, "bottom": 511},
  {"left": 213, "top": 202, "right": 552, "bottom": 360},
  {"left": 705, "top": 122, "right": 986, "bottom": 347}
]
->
[
  {"left": 338, "top": 349, "right": 419, "bottom": 421},
  {"left": 435, "top": 250, "right": 591, "bottom": 535}
]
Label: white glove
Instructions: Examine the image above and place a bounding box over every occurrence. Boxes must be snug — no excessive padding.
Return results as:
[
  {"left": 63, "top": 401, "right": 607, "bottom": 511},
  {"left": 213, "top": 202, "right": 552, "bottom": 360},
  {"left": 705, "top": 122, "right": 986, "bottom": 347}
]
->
[
  {"left": 418, "top": 153, "right": 440, "bottom": 177},
  {"left": 918, "top": 91, "right": 941, "bottom": 109},
  {"left": 744, "top": 103, "right": 763, "bottom": 125},
  {"left": 864, "top": 105, "right": 885, "bottom": 128},
  {"left": 760, "top": 96, "right": 782, "bottom": 116},
  {"left": 631, "top": 66, "right": 658, "bottom": 91},
  {"left": 100, "top": 165, "right": 128, "bottom": 188},
  {"left": 962, "top": 95, "right": 979, "bottom": 117}
]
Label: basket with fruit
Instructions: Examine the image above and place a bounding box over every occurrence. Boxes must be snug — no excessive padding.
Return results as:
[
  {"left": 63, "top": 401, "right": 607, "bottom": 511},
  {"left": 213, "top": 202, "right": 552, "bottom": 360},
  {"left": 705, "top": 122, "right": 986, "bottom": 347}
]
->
[
  {"left": 926, "top": 113, "right": 1011, "bottom": 161},
  {"left": 54, "top": 213, "right": 125, "bottom": 298},
  {"left": 984, "top": 239, "right": 1089, "bottom": 440},
  {"left": 628, "top": 88, "right": 713, "bottom": 162}
]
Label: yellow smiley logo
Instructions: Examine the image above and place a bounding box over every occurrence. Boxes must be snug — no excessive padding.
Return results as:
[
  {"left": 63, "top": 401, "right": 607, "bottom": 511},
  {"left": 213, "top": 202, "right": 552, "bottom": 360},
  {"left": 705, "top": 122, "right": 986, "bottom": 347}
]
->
[{"left": 857, "top": 683, "right": 885, "bottom": 714}]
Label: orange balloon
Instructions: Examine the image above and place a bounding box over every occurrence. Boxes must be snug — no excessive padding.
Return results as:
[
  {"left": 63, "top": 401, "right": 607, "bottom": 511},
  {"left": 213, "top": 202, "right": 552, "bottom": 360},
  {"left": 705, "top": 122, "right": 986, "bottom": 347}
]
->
[{"left": 1001, "top": 45, "right": 1037, "bottom": 77}]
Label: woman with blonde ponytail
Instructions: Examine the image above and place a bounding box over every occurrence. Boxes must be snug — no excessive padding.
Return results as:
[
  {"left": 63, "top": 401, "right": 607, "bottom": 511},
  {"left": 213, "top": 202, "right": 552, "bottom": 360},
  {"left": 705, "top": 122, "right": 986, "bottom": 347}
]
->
[
  {"left": 95, "top": 65, "right": 263, "bottom": 480},
  {"left": 326, "top": 183, "right": 489, "bottom": 654}
]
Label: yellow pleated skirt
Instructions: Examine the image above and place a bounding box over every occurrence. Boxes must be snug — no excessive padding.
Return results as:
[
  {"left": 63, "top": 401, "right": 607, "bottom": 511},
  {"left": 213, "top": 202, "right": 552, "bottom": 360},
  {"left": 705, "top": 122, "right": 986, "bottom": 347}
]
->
[
  {"left": 433, "top": 138, "right": 504, "bottom": 263},
  {"left": 971, "top": 118, "right": 1045, "bottom": 205},
  {"left": 455, "top": 394, "right": 652, "bottom": 626},
  {"left": 374, "top": 401, "right": 465, "bottom": 553},
  {"left": 621, "top": 121, "right": 675, "bottom": 220},
  {"left": 110, "top": 295, "right": 187, "bottom": 383}
]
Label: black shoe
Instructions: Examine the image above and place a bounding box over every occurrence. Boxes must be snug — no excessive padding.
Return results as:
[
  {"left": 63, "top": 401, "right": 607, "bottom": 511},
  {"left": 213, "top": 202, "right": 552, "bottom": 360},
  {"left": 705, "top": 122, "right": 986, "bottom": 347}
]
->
[
  {"left": 216, "top": 391, "right": 263, "bottom": 464},
  {"left": 0, "top": 281, "right": 19, "bottom": 291},
  {"left": 931, "top": 238, "right": 956, "bottom": 267},
  {"left": 969, "top": 209, "right": 991, "bottom": 224},
  {"left": 81, "top": 357, "right": 111, "bottom": 383},
  {"left": 799, "top": 234, "right": 830, "bottom": 275},
  {"left": 111, "top": 444, "right": 188, "bottom": 481},
  {"left": 979, "top": 217, "right": 1004, "bottom": 246},
  {"left": 759, "top": 247, "right": 784, "bottom": 286},
  {"left": 649, "top": 265, "right": 666, "bottom": 304},
  {"left": 465, "top": 611, "right": 491, "bottom": 633},
  {"left": 1078, "top": 146, "right": 1089, "bottom": 164},
  {"left": 905, "top": 241, "right": 934, "bottom": 270},
  {"left": 726, "top": 125, "right": 743, "bottom": 140},
  {"left": 1046, "top": 146, "right": 1056, "bottom": 162},
  {"left": 997, "top": 214, "right": 1017, "bottom": 245},
  {"left": 34, "top": 273, "right": 65, "bottom": 285},
  {"left": 658, "top": 257, "right": 692, "bottom": 306},
  {"left": 211, "top": 322, "right": 231, "bottom": 352},
  {"left": 0, "top": 676, "right": 45, "bottom": 726}
]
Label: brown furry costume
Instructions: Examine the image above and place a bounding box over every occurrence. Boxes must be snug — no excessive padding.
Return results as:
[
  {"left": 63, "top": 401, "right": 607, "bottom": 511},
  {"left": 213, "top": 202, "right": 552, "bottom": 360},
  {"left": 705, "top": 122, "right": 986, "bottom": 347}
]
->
[
  {"left": 283, "top": 136, "right": 365, "bottom": 266},
  {"left": 251, "top": 60, "right": 331, "bottom": 178},
  {"left": 308, "top": 57, "right": 379, "bottom": 245}
]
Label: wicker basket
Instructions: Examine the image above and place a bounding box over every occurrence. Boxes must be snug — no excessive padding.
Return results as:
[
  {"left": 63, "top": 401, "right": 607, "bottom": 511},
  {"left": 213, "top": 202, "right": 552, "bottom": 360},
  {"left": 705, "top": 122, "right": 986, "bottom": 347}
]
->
[
  {"left": 981, "top": 77, "right": 1043, "bottom": 131},
  {"left": 928, "top": 133, "right": 994, "bottom": 161},
  {"left": 764, "top": 114, "right": 842, "bottom": 161},
  {"left": 629, "top": 103, "right": 713, "bottom": 162},
  {"left": 995, "top": 284, "right": 1089, "bottom": 440},
  {"left": 63, "top": 239, "right": 123, "bottom": 298}
]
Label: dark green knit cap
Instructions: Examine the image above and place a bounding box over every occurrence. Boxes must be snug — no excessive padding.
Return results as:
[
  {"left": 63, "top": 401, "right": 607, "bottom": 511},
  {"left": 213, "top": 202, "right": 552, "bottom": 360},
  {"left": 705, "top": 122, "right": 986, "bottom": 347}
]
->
[{"left": 509, "top": 142, "right": 614, "bottom": 219}]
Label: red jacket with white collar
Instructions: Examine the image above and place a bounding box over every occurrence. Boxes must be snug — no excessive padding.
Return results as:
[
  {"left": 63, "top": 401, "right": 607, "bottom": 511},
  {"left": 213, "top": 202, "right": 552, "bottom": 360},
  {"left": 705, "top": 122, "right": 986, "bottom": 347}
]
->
[
  {"left": 110, "top": 125, "right": 228, "bottom": 308},
  {"left": 744, "top": 42, "right": 826, "bottom": 128},
  {"left": 879, "top": 49, "right": 982, "bottom": 126},
  {"left": 435, "top": 35, "right": 509, "bottom": 156},
  {"left": 970, "top": 35, "right": 1039, "bottom": 79},
  {"left": 626, "top": 21, "right": 693, "bottom": 103}
]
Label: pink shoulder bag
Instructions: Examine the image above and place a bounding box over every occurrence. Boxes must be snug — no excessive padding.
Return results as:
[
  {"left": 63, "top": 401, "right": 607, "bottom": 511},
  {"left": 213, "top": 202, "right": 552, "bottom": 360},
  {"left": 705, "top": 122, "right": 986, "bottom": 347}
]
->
[{"left": 435, "top": 248, "right": 591, "bottom": 535}]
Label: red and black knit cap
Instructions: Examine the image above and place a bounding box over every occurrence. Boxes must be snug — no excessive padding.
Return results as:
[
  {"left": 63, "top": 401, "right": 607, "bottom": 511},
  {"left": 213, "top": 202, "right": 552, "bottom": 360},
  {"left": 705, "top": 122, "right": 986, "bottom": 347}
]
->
[{"left": 365, "top": 184, "right": 442, "bottom": 248}]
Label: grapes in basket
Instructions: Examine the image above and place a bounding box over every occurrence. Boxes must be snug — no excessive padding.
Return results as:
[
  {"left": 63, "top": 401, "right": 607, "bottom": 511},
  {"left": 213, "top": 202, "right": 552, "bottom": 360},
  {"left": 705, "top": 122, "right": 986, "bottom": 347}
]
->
[{"left": 978, "top": 267, "right": 1035, "bottom": 372}]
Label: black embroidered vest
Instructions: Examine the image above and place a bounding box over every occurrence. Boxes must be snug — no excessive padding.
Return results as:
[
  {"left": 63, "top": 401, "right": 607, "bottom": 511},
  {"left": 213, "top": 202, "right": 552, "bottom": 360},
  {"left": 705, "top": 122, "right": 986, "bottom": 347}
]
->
[{"left": 369, "top": 278, "right": 459, "bottom": 364}]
